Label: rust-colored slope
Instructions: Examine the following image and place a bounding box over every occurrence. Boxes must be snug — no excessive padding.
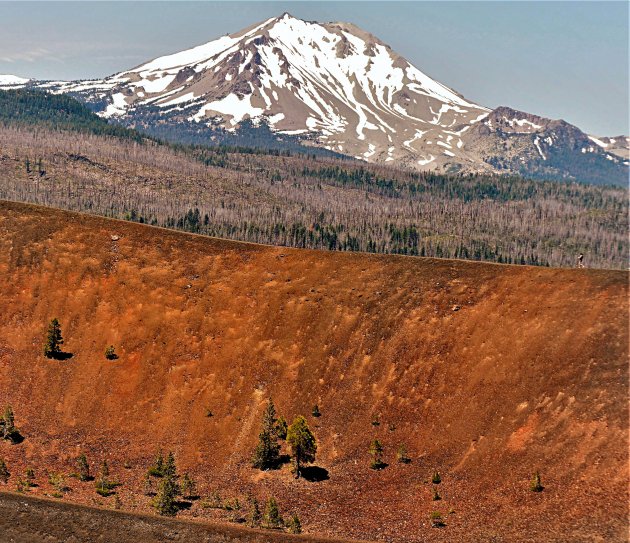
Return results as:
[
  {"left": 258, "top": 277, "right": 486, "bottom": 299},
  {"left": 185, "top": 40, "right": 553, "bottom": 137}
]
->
[
  {"left": 0, "top": 200, "right": 627, "bottom": 542},
  {"left": 0, "top": 491, "right": 358, "bottom": 543}
]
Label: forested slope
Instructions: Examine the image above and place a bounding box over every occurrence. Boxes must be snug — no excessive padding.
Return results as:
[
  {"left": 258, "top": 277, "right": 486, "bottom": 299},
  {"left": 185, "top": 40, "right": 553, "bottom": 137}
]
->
[{"left": 0, "top": 121, "right": 627, "bottom": 268}]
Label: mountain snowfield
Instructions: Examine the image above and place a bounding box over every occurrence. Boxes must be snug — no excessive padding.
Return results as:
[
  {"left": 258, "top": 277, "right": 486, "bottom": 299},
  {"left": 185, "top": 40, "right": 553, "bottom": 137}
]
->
[
  {"left": 1, "top": 13, "right": 628, "bottom": 181},
  {"left": 0, "top": 74, "right": 31, "bottom": 87}
]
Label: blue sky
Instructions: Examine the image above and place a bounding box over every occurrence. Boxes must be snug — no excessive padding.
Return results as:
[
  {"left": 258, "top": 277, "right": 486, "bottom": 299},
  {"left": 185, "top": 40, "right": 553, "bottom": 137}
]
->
[{"left": 0, "top": 1, "right": 628, "bottom": 135}]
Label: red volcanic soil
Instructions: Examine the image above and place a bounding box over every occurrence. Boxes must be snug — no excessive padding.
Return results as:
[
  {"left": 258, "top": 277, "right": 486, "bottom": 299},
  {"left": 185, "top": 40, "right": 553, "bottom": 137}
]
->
[{"left": 0, "top": 200, "right": 627, "bottom": 542}]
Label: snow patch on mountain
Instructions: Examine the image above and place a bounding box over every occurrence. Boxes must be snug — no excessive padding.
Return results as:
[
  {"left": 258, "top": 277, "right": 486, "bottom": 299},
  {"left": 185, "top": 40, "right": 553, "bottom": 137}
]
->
[{"left": 0, "top": 74, "right": 30, "bottom": 87}]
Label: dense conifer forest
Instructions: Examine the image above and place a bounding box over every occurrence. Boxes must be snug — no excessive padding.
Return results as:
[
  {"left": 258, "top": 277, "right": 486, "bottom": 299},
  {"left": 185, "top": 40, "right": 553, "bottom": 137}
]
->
[
  {"left": 0, "top": 89, "right": 627, "bottom": 268},
  {"left": 0, "top": 89, "right": 145, "bottom": 142}
]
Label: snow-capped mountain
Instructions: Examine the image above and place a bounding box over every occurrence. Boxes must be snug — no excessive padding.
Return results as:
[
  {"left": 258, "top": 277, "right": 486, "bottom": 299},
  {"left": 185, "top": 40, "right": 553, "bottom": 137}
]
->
[
  {"left": 36, "top": 13, "right": 493, "bottom": 170},
  {"left": 1, "top": 13, "right": 628, "bottom": 183}
]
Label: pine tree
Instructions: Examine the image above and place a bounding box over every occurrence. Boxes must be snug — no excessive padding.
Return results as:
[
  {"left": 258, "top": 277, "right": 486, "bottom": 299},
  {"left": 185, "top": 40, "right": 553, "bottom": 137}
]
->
[
  {"left": 43, "top": 318, "right": 64, "bottom": 358},
  {"left": 95, "top": 460, "right": 112, "bottom": 496},
  {"left": 263, "top": 497, "right": 282, "bottom": 529},
  {"left": 369, "top": 439, "right": 385, "bottom": 469},
  {"left": 252, "top": 430, "right": 280, "bottom": 470},
  {"left": 77, "top": 453, "right": 90, "bottom": 481},
  {"left": 252, "top": 400, "right": 281, "bottom": 470},
  {"left": 0, "top": 458, "right": 10, "bottom": 484},
  {"left": 432, "top": 471, "right": 441, "bottom": 484},
  {"left": 311, "top": 404, "right": 321, "bottom": 417},
  {"left": 287, "top": 512, "right": 302, "bottom": 534},
  {"left": 153, "top": 474, "right": 178, "bottom": 516},
  {"left": 163, "top": 451, "right": 177, "bottom": 480},
  {"left": 248, "top": 497, "right": 262, "bottom": 527},
  {"left": 152, "top": 455, "right": 179, "bottom": 516},
  {"left": 286, "top": 415, "right": 317, "bottom": 478},
  {"left": 180, "top": 473, "right": 196, "bottom": 500}
]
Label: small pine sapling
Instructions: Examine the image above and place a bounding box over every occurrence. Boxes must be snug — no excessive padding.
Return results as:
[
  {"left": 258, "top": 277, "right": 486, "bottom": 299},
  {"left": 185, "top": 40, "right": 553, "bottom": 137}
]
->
[
  {"left": 15, "top": 477, "right": 28, "bottom": 493},
  {"left": 263, "top": 497, "right": 283, "bottom": 529},
  {"left": 180, "top": 473, "right": 196, "bottom": 500},
  {"left": 397, "top": 443, "right": 411, "bottom": 464},
  {"left": 287, "top": 512, "right": 302, "bottom": 534},
  {"left": 147, "top": 450, "right": 165, "bottom": 477},
  {"left": 95, "top": 460, "right": 113, "bottom": 496},
  {"left": 369, "top": 439, "right": 385, "bottom": 470},
  {"left": 2, "top": 405, "right": 21, "bottom": 442},
  {"left": 0, "top": 458, "right": 10, "bottom": 484},
  {"left": 530, "top": 471, "right": 544, "bottom": 492},
  {"left": 25, "top": 468, "right": 35, "bottom": 487},
  {"left": 104, "top": 345, "right": 118, "bottom": 360},
  {"left": 430, "top": 511, "right": 446, "bottom": 528},
  {"left": 144, "top": 473, "right": 154, "bottom": 496},
  {"left": 77, "top": 453, "right": 90, "bottom": 482},
  {"left": 249, "top": 497, "right": 262, "bottom": 527},
  {"left": 48, "top": 472, "right": 68, "bottom": 496}
]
